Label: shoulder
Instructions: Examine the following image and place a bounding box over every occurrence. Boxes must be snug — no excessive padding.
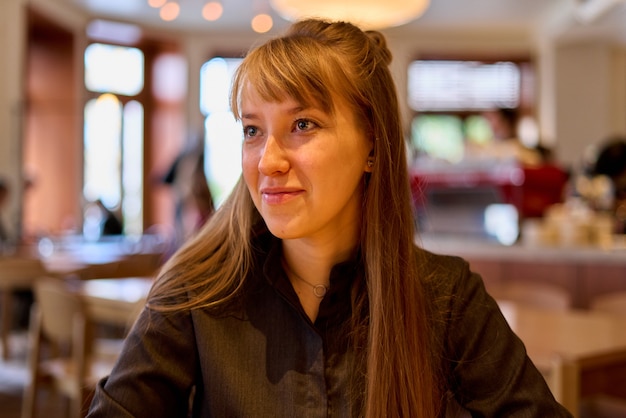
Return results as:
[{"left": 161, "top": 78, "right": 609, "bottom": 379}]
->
[
  {"left": 413, "top": 246, "right": 476, "bottom": 297},
  {"left": 414, "top": 247, "right": 470, "bottom": 278},
  {"left": 412, "top": 245, "right": 494, "bottom": 325}
]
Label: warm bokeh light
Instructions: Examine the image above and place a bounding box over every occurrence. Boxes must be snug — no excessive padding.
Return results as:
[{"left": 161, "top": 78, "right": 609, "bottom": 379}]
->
[
  {"left": 251, "top": 13, "right": 273, "bottom": 33},
  {"left": 270, "top": 0, "right": 429, "bottom": 29},
  {"left": 160, "top": 2, "right": 180, "bottom": 21},
  {"left": 202, "top": 2, "right": 223, "bottom": 21},
  {"left": 147, "top": 0, "right": 167, "bottom": 8},
  {"left": 95, "top": 93, "right": 120, "bottom": 107}
]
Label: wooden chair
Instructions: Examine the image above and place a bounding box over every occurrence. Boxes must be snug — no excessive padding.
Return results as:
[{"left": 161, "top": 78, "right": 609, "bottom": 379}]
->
[
  {"left": 21, "top": 277, "right": 121, "bottom": 418},
  {"left": 554, "top": 346, "right": 626, "bottom": 418},
  {"left": 580, "top": 291, "right": 626, "bottom": 418},
  {"left": 0, "top": 257, "right": 47, "bottom": 361}
]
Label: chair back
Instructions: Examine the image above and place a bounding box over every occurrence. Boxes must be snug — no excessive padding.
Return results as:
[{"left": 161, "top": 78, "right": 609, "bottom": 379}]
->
[
  {"left": 34, "top": 277, "right": 86, "bottom": 346},
  {"left": 0, "top": 257, "right": 47, "bottom": 360},
  {"left": 23, "top": 277, "right": 99, "bottom": 418}
]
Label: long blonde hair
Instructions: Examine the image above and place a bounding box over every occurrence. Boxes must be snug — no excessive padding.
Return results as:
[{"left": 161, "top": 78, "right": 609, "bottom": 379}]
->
[{"left": 149, "top": 19, "right": 442, "bottom": 417}]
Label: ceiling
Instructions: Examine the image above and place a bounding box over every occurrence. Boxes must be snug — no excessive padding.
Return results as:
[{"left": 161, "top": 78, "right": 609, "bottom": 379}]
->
[{"left": 47, "top": 0, "right": 626, "bottom": 42}]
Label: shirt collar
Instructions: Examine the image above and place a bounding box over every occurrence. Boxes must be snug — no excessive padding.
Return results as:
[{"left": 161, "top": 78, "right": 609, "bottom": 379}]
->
[{"left": 259, "top": 232, "right": 363, "bottom": 325}]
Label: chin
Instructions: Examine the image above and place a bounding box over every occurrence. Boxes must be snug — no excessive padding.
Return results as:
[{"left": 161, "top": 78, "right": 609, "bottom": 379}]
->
[
  {"left": 266, "top": 227, "right": 291, "bottom": 240},
  {"left": 264, "top": 222, "right": 300, "bottom": 240}
]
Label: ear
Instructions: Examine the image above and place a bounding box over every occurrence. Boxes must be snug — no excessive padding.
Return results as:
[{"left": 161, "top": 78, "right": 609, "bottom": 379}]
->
[{"left": 364, "top": 144, "right": 375, "bottom": 172}]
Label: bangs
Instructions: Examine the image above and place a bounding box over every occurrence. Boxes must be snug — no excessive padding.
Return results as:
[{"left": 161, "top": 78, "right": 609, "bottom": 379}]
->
[{"left": 231, "top": 37, "right": 340, "bottom": 118}]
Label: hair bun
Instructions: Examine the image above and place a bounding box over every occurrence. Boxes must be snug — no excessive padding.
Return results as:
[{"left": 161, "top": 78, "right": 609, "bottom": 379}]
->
[{"left": 366, "top": 30, "right": 392, "bottom": 66}]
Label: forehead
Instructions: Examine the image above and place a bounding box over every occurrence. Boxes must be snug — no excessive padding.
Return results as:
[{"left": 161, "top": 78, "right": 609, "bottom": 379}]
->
[
  {"left": 234, "top": 52, "right": 338, "bottom": 113},
  {"left": 239, "top": 81, "right": 336, "bottom": 115}
]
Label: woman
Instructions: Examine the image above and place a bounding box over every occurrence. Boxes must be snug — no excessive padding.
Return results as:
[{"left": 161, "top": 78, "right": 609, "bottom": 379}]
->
[{"left": 88, "top": 19, "right": 571, "bottom": 417}]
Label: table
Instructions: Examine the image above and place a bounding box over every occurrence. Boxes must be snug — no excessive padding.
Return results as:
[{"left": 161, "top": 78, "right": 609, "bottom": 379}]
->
[
  {"left": 41, "top": 253, "right": 115, "bottom": 277},
  {"left": 74, "top": 277, "right": 153, "bottom": 327},
  {"left": 498, "top": 301, "right": 626, "bottom": 417},
  {"left": 17, "top": 234, "right": 165, "bottom": 278}
]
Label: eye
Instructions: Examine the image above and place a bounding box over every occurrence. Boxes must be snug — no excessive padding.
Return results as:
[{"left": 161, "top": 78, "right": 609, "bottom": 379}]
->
[
  {"left": 294, "top": 119, "right": 316, "bottom": 132},
  {"left": 243, "top": 125, "right": 258, "bottom": 138}
]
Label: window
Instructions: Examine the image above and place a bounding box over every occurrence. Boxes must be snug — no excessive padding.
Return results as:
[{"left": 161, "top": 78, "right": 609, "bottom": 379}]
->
[
  {"left": 83, "top": 94, "right": 123, "bottom": 207},
  {"left": 200, "top": 57, "right": 243, "bottom": 207},
  {"left": 83, "top": 43, "right": 145, "bottom": 237},
  {"left": 85, "top": 43, "right": 144, "bottom": 95},
  {"left": 407, "top": 59, "right": 533, "bottom": 163},
  {"left": 408, "top": 60, "right": 520, "bottom": 111}
]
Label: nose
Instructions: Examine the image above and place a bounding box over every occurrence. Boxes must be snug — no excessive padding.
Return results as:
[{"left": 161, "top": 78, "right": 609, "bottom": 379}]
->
[{"left": 258, "top": 134, "right": 289, "bottom": 175}]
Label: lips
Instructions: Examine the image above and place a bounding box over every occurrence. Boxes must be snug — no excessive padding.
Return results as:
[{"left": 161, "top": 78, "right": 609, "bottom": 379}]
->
[{"left": 260, "top": 187, "right": 304, "bottom": 205}]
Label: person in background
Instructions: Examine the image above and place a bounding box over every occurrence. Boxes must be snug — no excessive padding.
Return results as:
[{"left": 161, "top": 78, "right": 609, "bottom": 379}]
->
[
  {"left": 162, "top": 145, "right": 215, "bottom": 248},
  {"left": 591, "top": 137, "right": 626, "bottom": 233},
  {"left": 88, "top": 19, "right": 571, "bottom": 417},
  {"left": 474, "top": 107, "right": 542, "bottom": 166},
  {"left": 95, "top": 199, "right": 123, "bottom": 236},
  {"left": 592, "top": 137, "right": 626, "bottom": 202},
  {"left": 188, "top": 152, "right": 215, "bottom": 230},
  {"left": 483, "top": 107, "right": 518, "bottom": 141}
]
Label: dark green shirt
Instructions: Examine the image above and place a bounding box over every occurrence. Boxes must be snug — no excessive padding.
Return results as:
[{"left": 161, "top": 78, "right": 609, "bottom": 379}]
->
[{"left": 88, "top": 232, "right": 572, "bottom": 417}]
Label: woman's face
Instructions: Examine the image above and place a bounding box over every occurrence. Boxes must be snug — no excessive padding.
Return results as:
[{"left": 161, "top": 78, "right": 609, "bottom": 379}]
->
[{"left": 241, "top": 86, "right": 372, "bottom": 245}]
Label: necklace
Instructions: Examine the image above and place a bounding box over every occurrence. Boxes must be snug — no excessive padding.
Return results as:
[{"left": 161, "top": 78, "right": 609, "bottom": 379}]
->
[{"left": 282, "top": 259, "right": 328, "bottom": 298}]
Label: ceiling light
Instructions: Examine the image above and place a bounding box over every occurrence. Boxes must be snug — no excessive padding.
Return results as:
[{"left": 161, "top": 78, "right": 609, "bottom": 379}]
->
[
  {"left": 148, "top": 0, "right": 167, "bottom": 8},
  {"left": 160, "top": 2, "right": 180, "bottom": 21},
  {"left": 202, "top": 2, "right": 223, "bottom": 21},
  {"left": 251, "top": 13, "right": 273, "bottom": 33},
  {"left": 150, "top": 0, "right": 225, "bottom": 23},
  {"left": 269, "top": 0, "right": 430, "bottom": 29}
]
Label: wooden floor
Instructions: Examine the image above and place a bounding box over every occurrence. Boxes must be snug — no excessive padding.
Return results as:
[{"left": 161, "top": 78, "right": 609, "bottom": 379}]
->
[{"left": 0, "top": 331, "right": 66, "bottom": 418}]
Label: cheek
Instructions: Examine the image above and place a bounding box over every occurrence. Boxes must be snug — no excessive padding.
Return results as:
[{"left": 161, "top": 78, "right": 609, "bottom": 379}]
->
[{"left": 241, "top": 152, "right": 258, "bottom": 189}]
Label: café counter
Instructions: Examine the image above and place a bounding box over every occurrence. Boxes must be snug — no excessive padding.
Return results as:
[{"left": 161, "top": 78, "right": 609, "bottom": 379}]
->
[{"left": 418, "top": 233, "right": 626, "bottom": 309}]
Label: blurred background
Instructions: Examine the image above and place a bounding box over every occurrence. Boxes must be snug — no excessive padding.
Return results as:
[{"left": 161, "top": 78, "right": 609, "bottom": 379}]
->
[{"left": 1, "top": 0, "right": 626, "bottom": 248}]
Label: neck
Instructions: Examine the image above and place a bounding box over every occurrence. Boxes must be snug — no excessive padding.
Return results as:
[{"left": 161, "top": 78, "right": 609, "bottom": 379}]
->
[
  {"left": 282, "top": 234, "right": 357, "bottom": 275},
  {"left": 281, "top": 239, "right": 355, "bottom": 322}
]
